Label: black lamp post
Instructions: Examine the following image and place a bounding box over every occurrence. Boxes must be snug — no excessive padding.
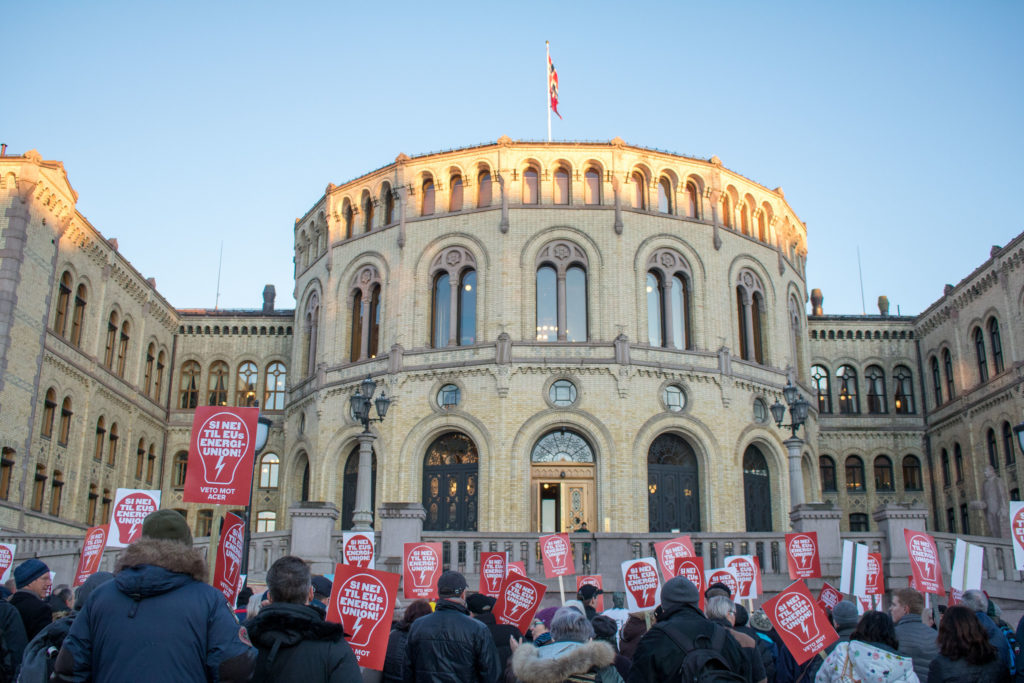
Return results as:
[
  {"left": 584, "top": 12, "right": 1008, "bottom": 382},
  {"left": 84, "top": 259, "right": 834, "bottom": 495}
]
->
[
  {"left": 349, "top": 376, "right": 391, "bottom": 531},
  {"left": 770, "top": 380, "right": 810, "bottom": 510},
  {"left": 240, "top": 406, "right": 272, "bottom": 575}
]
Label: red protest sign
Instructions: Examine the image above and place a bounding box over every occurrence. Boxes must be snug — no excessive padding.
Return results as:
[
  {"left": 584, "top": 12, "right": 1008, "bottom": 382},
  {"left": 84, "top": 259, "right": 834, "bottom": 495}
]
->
[
  {"left": 507, "top": 561, "right": 526, "bottom": 577},
  {"left": 724, "top": 555, "right": 761, "bottom": 600},
  {"left": 73, "top": 526, "right": 108, "bottom": 587},
  {"left": 654, "top": 536, "right": 696, "bottom": 581},
  {"left": 949, "top": 587, "right": 963, "bottom": 606},
  {"left": 539, "top": 533, "right": 573, "bottom": 578},
  {"left": 705, "top": 567, "right": 739, "bottom": 599},
  {"left": 904, "top": 529, "right": 944, "bottom": 595},
  {"left": 480, "top": 552, "right": 507, "bottom": 597},
  {"left": 107, "top": 489, "right": 161, "bottom": 548},
  {"left": 674, "top": 556, "right": 705, "bottom": 612},
  {"left": 576, "top": 575, "right": 604, "bottom": 612},
  {"left": 764, "top": 580, "right": 839, "bottom": 665},
  {"left": 183, "top": 406, "right": 259, "bottom": 506},
  {"left": 622, "top": 558, "right": 661, "bottom": 611},
  {"left": 343, "top": 532, "right": 375, "bottom": 569},
  {"left": 786, "top": 532, "right": 822, "bottom": 580},
  {"left": 327, "top": 563, "right": 400, "bottom": 671},
  {"left": 0, "top": 544, "right": 15, "bottom": 584},
  {"left": 493, "top": 574, "right": 546, "bottom": 634},
  {"left": 212, "top": 513, "right": 245, "bottom": 606},
  {"left": 403, "top": 542, "right": 442, "bottom": 599},
  {"left": 818, "top": 582, "right": 842, "bottom": 610},
  {"left": 865, "top": 553, "right": 884, "bottom": 596}
]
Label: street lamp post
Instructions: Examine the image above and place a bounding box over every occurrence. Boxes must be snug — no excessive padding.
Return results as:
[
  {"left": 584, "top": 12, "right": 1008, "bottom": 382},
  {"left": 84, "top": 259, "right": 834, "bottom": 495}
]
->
[
  {"left": 770, "top": 380, "right": 810, "bottom": 510},
  {"left": 349, "top": 375, "right": 391, "bottom": 532},
  {"left": 240, "top": 406, "right": 272, "bottom": 576}
]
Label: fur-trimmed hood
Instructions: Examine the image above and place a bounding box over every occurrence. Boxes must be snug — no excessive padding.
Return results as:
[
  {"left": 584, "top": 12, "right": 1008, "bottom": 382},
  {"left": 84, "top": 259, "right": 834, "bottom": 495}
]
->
[
  {"left": 512, "top": 640, "right": 616, "bottom": 683},
  {"left": 114, "top": 538, "right": 208, "bottom": 599}
]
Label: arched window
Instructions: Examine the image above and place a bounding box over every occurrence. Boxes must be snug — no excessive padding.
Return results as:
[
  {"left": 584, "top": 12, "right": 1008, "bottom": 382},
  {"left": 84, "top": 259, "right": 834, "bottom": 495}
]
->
[
  {"left": 954, "top": 442, "right": 964, "bottom": 482},
  {"left": 53, "top": 271, "right": 72, "bottom": 336},
  {"left": 657, "top": 177, "right": 672, "bottom": 214},
  {"left": 172, "top": 451, "right": 188, "bottom": 487},
  {"left": 107, "top": 423, "right": 118, "bottom": 465},
  {"left": 1003, "top": 421, "right": 1016, "bottom": 466},
  {"left": 86, "top": 484, "right": 98, "bottom": 525},
  {"left": 646, "top": 272, "right": 664, "bottom": 346},
  {"left": 974, "top": 327, "right": 988, "bottom": 382},
  {"left": 429, "top": 248, "right": 477, "bottom": 348},
  {"left": 647, "top": 433, "right": 700, "bottom": 532},
  {"left": 553, "top": 167, "right": 570, "bottom": 205},
  {"left": 143, "top": 343, "right": 155, "bottom": 396},
  {"left": 302, "top": 293, "right": 319, "bottom": 377},
  {"left": 207, "top": 361, "right": 228, "bottom": 406},
  {"left": 368, "top": 284, "right": 381, "bottom": 358},
  {"left": 584, "top": 168, "right": 601, "bottom": 205},
  {"left": 0, "top": 449, "right": 13, "bottom": 501},
  {"left": 757, "top": 211, "right": 767, "bottom": 241},
  {"left": 459, "top": 270, "right": 477, "bottom": 345},
  {"left": 874, "top": 455, "right": 894, "bottom": 491},
  {"left": 93, "top": 417, "right": 106, "bottom": 462},
  {"left": 423, "top": 432, "right": 478, "bottom": 531},
  {"left": 362, "top": 193, "right": 374, "bottom": 232},
  {"left": 264, "top": 362, "right": 286, "bottom": 410},
  {"left": 820, "top": 456, "right": 837, "bottom": 492},
  {"left": 739, "top": 201, "right": 751, "bottom": 236},
  {"left": 431, "top": 272, "right": 450, "bottom": 348},
  {"left": 943, "top": 348, "right": 955, "bottom": 399},
  {"left": 342, "top": 447, "right": 376, "bottom": 530},
  {"left": 154, "top": 350, "right": 166, "bottom": 402},
  {"left": 987, "top": 428, "right": 999, "bottom": 469},
  {"left": 58, "top": 397, "right": 73, "bottom": 446},
  {"left": 343, "top": 201, "right": 354, "bottom": 239},
  {"left": 233, "top": 361, "right": 257, "bottom": 406},
  {"left": 721, "top": 193, "right": 733, "bottom": 228},
  {"left": 685, "top": 181, "right": 699, "bottom": 218},
  {"left": 535, "top": 241, "right": 588, "bottom": 342},
  {"left": 902, "top": 455, "right": 922, "bottom": 491},
  {"left": 449, "top": 174, "right": 464, "bottom": 211},
  {"left": 845, "top": 456, "right": 865, "bottom": 492},
  {"left": 259, "top": 453, "right": 280, "bottom": 488},
  {"left": 735, "top": 270, "right": 765, "bottom": 363},
  {"left": 811, "top": 365, "right": 832, "bottom": 414},
  {"left": 116, "top": 321, "right": 130, "bottom": 377},
  {"left": 522, "top": 167, "right": 539, "bottom": 204},
  {"left": 477, "top": 171, "right": 492, "bottom": 208},
  {"left": 256, "top": 511, "right": 277, "bottom": 532},
  {"left": 421, "top": 178, "right": 435, "bottom": 215},
  {"left": 179, "top": 360, "right": 200, "bottom": 409},
  {"left": 350, "top": 290, "right": 362, "bottom": 361},
  {"left": 743, "top": 445, "right": 772, "bottom": 531},
  {"left": 865, "top": 365, "right": 887, "bottom": 413},
  {"left": 646, "top": 250, "right": 693, "bottom": 349},
  {"left": 893, "top": 365, "right": 914, "bottom": 414},
  {"left": 989, "top": 317, "right": 1004, "bottom": 373},
  {"left": 382, "top": 184, "right": 395, "bottom": 225},
  {"left": 631, "top": 171, "right": 645, "bottom": 209},
  {"left": 930, "top": 356, "right": 942, "bottom": 406},
  {"left": 146, "top": 443, "right": 156, "bottom": 483},
  {"left": 49, "top": 470, "right": 63, "bottom": 516},
  {"left": 940, "top": 448, "right": 950, "bottom": 487},
  {"left": 41, "top": 388, "right": 56, "bottom": 438},
  {"left": 104, "top": 311, "right": 118, "bottom": 369},
  {"left": 31, "top": 465, "right": 46, "bottom": 511},
  {"left": 70, "top": 284, "right": 86, "bottom": 346},
  {"left": 836, "top": 365, "right": 859, "bottom": 414},
  {"left": 135, "top": 439, "right": 146, "bottom": 479},
  {"left": 348, "top": 266, "right": 383, "bottom": 362}
]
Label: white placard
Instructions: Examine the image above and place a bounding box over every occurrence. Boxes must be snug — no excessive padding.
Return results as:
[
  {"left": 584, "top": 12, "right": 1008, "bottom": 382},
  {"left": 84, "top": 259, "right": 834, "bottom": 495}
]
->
[
  {"left": 951, "top": 538, "right": 984, "bottom": 591},
  {"left": 342, "top": 531, "right": 376, "bottom": 569},
  {"left": 840, "top": 540, "right": 869, "bottom": 597},
  {"left": 106, "top": 488, "right": 162, "bottom": 548},
  {"left": 0, "top": 543, "right": 16, "bottom": 584}
]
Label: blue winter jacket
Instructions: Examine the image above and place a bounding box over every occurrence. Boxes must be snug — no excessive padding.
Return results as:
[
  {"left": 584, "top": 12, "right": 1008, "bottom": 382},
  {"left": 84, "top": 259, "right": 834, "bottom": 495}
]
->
[{"left": 57, "top": 538, "right": 254, "bottom": 682}]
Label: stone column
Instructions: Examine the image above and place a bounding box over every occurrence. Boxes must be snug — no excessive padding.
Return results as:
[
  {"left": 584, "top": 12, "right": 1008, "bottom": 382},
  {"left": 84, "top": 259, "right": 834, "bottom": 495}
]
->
[
  {"left": 289, "top": 502, "right": 339, "bottom": 573},
  {"left": 447, "top": 273, "right": 459, "bottom": 346},
  {"left": 786, "top": 436, "right": 805, "bottom": 510},
  {"left": 790, "top": 503, "right": 842, "bottom": 578},
  {"left": 556, "top": 273, "right": 567, "bottom": 341},
  {"left": 872, "top": 504, "right": 929, "bottom": 586},
  {"left": 352, "top": 430, "right": 376, "bottom": 531},
  {"left": 378, "top": 502, "right": 425, "bottom": 575},
  {"left": 661, "top": 278, "right": 675, "bottom": 348}
]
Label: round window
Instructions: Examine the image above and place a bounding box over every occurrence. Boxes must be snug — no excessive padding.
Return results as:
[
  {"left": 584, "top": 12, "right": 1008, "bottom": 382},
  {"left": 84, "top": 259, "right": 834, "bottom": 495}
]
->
[
  {"left": 664, "top": 385, "right": 686, "bottom": 412},
  {"left": 549, "top": 379, "right": 578, "bottom": 407},
  {"left": 438, "top": 384, "right": 460, "bottom": 408}
]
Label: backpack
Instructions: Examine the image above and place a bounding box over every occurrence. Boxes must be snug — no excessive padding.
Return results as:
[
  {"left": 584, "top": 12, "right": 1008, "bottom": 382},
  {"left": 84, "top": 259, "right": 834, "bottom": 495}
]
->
[
  {"left": 16, "top": 616, "right": 72, "bottom": 683},
  {"left": 998, "top": 623, "right": 1021, "bottom": 680},
  {"left": 656, "top": 622, "right": 747, "bottom": 682}
]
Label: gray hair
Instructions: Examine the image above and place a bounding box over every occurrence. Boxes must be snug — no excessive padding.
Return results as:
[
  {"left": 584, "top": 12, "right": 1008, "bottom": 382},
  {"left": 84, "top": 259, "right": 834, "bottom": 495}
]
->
[
  {"left": 960, "top": 589, "right": 988, "bottom": 613},
  {"left": 550, "top": 606, "right": 595, "bottom": 643},
  {"left": 706, "top": 595, "right": 735, "bottom": 621}
]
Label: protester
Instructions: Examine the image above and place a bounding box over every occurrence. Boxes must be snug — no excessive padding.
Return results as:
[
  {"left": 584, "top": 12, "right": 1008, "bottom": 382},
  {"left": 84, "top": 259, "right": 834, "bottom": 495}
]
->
[
  {"left": 704, "top": 581, "right": 732, "bottom": 601},
  {"left": 592, "top": 615, "right": 631, "bottom": 681},
  {"left": 48, "top": 585, "right": 73, "bottom": 618},
  {"left": 235, "top": 586, "right": 254, "bottom": 622},
  {"left": 0, "top": 588, "right": 27, "bottom": 681},
  {"left": 511, "top": 606, "right": 623, "bottom": 683},
  {"left": 577, "top": 584, "right": 602, "bottom": 621},
  {"left": 890, "top": 588, "right": 938, "bottom": 682},
  {"left": 467, "top": 593, "right": 521, "bottom": 680},
  {"left": 616, "top": 612, "right": 649, "bottom": 660},
  {"left": 816, "top": 610, "right": 918, "bottom": 682},
  {"left": 10, "top": 559, "right": 52, "bottom": 641},
  {"left": 311, "top": 575, "right": 332, "bottom": 614},
  {"left": 831, "top": 601, "right": 859, "bottom": 645},
  {"left": 54, "top": 509, "right": 255, "bottom": 682},
  {"left": 244, "top": 555, "right": 359, "bottom": 682},
  {"left": 531, "top": 606, "right": 559, "bottom": 647},
  {"left": 627, "top": 576, "right": 750, "bottom": 682},
  {"left": 600, "top": 593, "right": 630, "bottom": 647},
  {"left": 383, "top": 600, "right": 432, "bottom": 683},
  {"left": 706, "top": 596, "right": 767, "bottom": 683},
  {"left": 734, "top": 603, "right": 776, "bottom": 682},
  {"left": 961, "top": 589, "right": 1015, "bottom": 675},
  {"left": 927, "top": 605, "right": 1010, "bottom": 682},
  {"left": 403, "top": 570, "right": 501, "bottom": 682}
]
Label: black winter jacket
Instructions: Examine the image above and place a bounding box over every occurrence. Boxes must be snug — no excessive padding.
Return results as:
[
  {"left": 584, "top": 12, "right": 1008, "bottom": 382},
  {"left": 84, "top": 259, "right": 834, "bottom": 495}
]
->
[
  {"left": 10, "top": 592, "right": 51, "bottom": 642},
  {"left": 474, "top": 612, "right": 522, "bottom": 679},
  {"left": 927, "top": 653, "right": 1010, "bottom": 683},
  {"left": 0, "top": 599, "right": 27, "bottom": 680},
  {"left": 383, "top": 625, "right": 411, "bottom": 682},
  {"left": 245, "top": 602, "right": 361, "bottom": 683},
  {"left": 404, "top": 599, "right": 501, "bottom": 683}
]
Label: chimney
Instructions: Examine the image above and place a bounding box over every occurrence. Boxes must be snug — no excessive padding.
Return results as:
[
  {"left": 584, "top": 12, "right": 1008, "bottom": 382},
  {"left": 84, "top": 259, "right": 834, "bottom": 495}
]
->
[
  {"left": 0, "top": 144, "right": 6, "bottom": 157},
  {"left": 262, "top": 284, "right": 276, "bottom": 312},
  {"left": 810, "top": 288, "right": 824, "bottom": 316}
]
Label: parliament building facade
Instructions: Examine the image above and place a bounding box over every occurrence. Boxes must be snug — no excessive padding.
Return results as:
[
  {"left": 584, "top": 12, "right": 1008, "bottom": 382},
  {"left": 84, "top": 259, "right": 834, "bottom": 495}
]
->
[{"left": 0, "top": 140, "right": 1021, "bottom": 539}]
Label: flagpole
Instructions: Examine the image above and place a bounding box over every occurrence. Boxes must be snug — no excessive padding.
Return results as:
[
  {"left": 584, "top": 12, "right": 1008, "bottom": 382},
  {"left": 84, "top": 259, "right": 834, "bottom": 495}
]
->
[{"left": 546, "top": 41, "right": 551, "bottom": 142}]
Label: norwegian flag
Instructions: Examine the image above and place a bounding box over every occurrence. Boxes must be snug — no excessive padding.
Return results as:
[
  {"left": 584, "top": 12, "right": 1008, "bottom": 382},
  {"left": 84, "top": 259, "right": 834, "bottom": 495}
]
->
[{"left": 548, "top": 50, "right": 561, "bottom": 120}]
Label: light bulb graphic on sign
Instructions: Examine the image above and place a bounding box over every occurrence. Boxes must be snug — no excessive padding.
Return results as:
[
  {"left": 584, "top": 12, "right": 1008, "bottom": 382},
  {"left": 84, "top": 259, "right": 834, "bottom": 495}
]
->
[
  {"left": 112, "top": 492, "right": 158, "bottom": 545},
  {"left": 788, "top": 535, "right": 816, "bottom": 571},
  {"left": 195, "top": 412, "right": 251, "bottom": 485},
  {"left": 541, "top": 535, "right": 569, "bottom": 572},
  {"left": 338, "top": 572, "right": 388, "bottom": 647},
  {"left": 0, "top": 545, "right": 13, "bottom": 583},
  {"left": 774, "top": 590, "right": 820, "bottom": 645},
  {"left": 408, "top": 545, "right": 439, "bottom": 588},
  {"left": 482, "top": 554, "right": 506, "bottom": 594},
  {"left": 908, "top": 534, "right": 937, "bottom": 582},
  {"left": 220, "top": 523, "right": 244, "bottom": 585},
  {"left": 623, "top": 560, "right": 660, "bottom": 609},
  {"left": 501, "top": 579, "right": 538, "bottom": 619}
]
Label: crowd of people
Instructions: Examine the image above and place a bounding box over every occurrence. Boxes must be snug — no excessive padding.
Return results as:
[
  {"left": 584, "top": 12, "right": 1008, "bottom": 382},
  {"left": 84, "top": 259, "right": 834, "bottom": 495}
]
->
[{"left": 0, "top": 511, "right": 1020, "bottom": 682}]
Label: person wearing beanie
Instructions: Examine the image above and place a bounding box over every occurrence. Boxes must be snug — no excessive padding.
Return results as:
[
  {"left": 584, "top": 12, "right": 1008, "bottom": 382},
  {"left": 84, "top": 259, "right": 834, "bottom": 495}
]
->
[
  {"left": 466, "top": 592, "right": 521, "bottom": 680},
  {"left": 592, "top": 614, "right": 632, "bottom": 680},
  {"left": 511, "top": 606, "right": 623, "bottom": 683},
  {"left": 404, "top": 570, "right": 500, "bottom": 682},
  {"left": 890, "top": 589, "right": 939, "bottom": 682},
  {"left": 54, "top": 509, "right": 255, "bottom": 682},
  {"left": 10, "top": 558, "right": 52, "bottom": 641},
  {"left": 628, "top": 576, "right": 750, "bottom": 681}
]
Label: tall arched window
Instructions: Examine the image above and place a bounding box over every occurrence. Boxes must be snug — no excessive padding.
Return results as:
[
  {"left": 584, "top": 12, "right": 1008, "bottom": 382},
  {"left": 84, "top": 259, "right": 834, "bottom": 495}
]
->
[
  {"left": 449, "top": 174, "right": 464, "bottom": 211},
  {"left": 757, "top": 211, "right": 767, "bottom": 241},
  {"left": 172, "top": 451, "right": 188, "bottom": 487},
  {"left": 646, "top": 273, "right": 664, "bottom": 346},
  {"left": 836, "top": 365, "right": 859, "bottom": 414},
  {"left": 721, "top": 193, "right": 733, "bottom": 228},
  {"left": 58, "top": 397, "right": 73, "bottom": 446},
  {"left": 685, "top": 181, "right": 699, "bottom": 218},
  {"left": 954, "top": 442, "right": 964, "bottom": 482},
  {"left": 430, "top": 248, "right": 477, "bottom": 348},
  {"left": 104, "top": 311, "right": 118, "bottom": 369},
  {"left": 943, "top": 348, "right": 955, "bottom": 399},
  {"left": 631, "top": 171, "right": 645, "bottom": 209},
  {"left": 893, "top": 365, "right": 914, "bottom": 414},
  {"left": 974, "top": 327, "right": 988, "bottom": 382},
  {"left": 477, "top": 171, "right": 492, "bottom": 207},
  {"left": 845, "top": 456, "right": 865, "bottom": 492},
  {"left": 116, "top": 320, "right": 130, "bottom": 377},
  {"left": 382, "top": 184, "right": 395, "bottom": 225},
  {"left": 302, "top": 293, "right": 319, "bottom": 377},
  {"left": 1003, "top": 421, "right": 1016, "bottom": 466},
  {"left": 647, "top": 433, "right": 700, "bottom": 532},
  {"left": 735, "top": 270, "right": 766, "bottom": 363},
  {"left": 535, "top": 241, "right": 588, "bottom": 342},
  {"left": 53, "top": 271, "right": 72, "bottom": 336},
  {"left": 431, "top": 272, "right": 450, "bottom": 348},
  {"left": 584, "top": 168, "right": 601, "bottom": 205},
  {"left": 989, "top": 317, "right": 1004, "bottom": 373},
  {"left": 107, "top": 423, "right": 118, "bottom": 465},
  {"left": 264, "top": 362, "right": 286, "bottom": 410},
  {"left": 820, "top": 456, "right": 837, "bottom": 492},
  {"left": 743, "top": 445, "right": 772, "bottom": 531},
  {"left": 154, "top": 350, "right": 166, "bottom": 402},
  {"left": 343, "top": 201, "right": 354, "bottom": 239},
  {"left": 423, "top": 432, "right": 478, "bottom": 531},
  {"left": 93, "top": 417, "right": 106, "bottom": 462},
  {"left": 259, "top": 453, "right": 280, "bottom": 488},
  {"left": 349, "top": 266, "right": 383, "bottom": 362},
  {"left": 236, "top": 362, "right": 258, "bottom": 406},
  {"left": 522, "top": 167, "right": 539, "bottom": 204},
  {"left": 207, "top": 361, "right": 228, "bottom": 406},
  {"left": 143, "top": 343, "right": 155, "bottom": 396},
  {"left": 657, "top": 177, "right": 672, "bottom": 214},
  {"left": 739, "top": 201, "right": 751, "bottom": 236},
  {"left": 342, "top": 447, "right": 376, "bottom": 531},
  {"left": 930, "top": 356, "right": 942, "bottom": 406},
  {"left": 459, "top": 270, "right": 477, "bottom": 345},
  {"left": 902, "top": 455, "right": 922, "bottom": 491},
  {"left": 940, "top": 448, "right": 950, "bottom": 487},
  {"left": 865, "top": 365, "right": 887, "bottom": 413},
  {"left": 811, "top": 365, "right": 832, "bottom": 414},
  {"left": 421, "top": 178, "right": 435, "bottom": 215},
  {"left": 179, "top": 360, "right": 200, "bottom": 409},
  {"left": 362, "top": 192, "right": 374, "bottom": 232},
  {"left": 368, "top": 284, "right": 381, "bottom": 358},
  {"left": 41, "top": 388, "right": 56, "bottom": 438},
  {"left": 987, "top": 428, "right": 999, "bottom": 469},
  {"left": 70, "top": 284, "right": 86, "bottom": 346},
  {"left": 350, "top": 290, "right": 362, "bottom": 361},
  {"left": 553, "top": 167, "right": 570, "bottom": 205},
  {"left": 874, "top": 455, "right": 894, "bottom": 491},
  {"left": 0, "top": 449, "right": 13, "bottom": 501},
  {"left": 646, "top": 250, "right": 693, "bottom": 349},
  {"left": 50, "top": 470, "right": 64, "bottom": 516},
  {"left": 146, "top": 443, "right": 156, "bottom": 483}
]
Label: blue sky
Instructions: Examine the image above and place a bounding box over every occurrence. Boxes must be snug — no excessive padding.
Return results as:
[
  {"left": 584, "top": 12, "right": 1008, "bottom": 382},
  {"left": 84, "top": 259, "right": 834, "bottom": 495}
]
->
[{"left": 5, "top": 1, "right": 1022, "bottom": 316}]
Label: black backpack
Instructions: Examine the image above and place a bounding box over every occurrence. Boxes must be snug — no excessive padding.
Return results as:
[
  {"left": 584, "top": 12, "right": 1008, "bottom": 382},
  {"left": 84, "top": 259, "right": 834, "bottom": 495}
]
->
[{"left": 656, "top": 622, "right": 747, "bottom": 683}]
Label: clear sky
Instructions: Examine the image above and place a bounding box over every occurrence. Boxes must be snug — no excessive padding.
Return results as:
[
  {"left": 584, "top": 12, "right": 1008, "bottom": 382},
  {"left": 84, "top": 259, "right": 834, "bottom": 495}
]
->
[{"left": 5, "top": 1, "right": 1022, "bottom": 317}]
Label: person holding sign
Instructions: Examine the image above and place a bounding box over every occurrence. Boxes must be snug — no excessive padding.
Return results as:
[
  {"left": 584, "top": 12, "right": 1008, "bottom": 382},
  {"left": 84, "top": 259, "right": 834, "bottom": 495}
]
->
[
  {"left": 244, "top": 556, "right": 360, "bottom": 682},
  {"left": 816, "top": 611, "right": 918, "bottom": 682}
]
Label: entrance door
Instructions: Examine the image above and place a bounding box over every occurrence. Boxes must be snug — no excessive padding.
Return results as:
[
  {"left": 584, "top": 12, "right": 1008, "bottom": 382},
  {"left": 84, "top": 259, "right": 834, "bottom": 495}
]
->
[
  {"left": 532, "top": 473, "right": 595, "bottom": 533},
  {"left": 647, "top": 433, "right": 700, "bottom": 532},
  {"left": 743, "top": 445, "right": 772, "bottom": 531}
]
